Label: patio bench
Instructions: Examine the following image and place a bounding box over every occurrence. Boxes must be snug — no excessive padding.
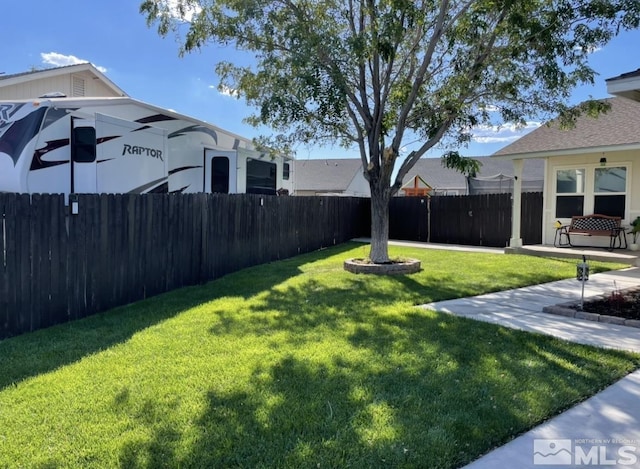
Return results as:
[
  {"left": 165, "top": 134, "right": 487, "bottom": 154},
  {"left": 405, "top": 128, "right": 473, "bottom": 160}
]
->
[{"left": 554, "top": 214, "right": 627, "bottom": 250}]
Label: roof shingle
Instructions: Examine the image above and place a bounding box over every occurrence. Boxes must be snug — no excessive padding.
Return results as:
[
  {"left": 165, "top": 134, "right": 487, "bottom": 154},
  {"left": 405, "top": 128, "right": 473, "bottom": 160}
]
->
[
  {"left": 293, "top": 156, "right": 543, "bottom": 193},
  {"left": 493, "top": 97, "right": 640, "bottom": 157},
  {"left": 294, "top": 158, "right": 363, "bottom": 191}
]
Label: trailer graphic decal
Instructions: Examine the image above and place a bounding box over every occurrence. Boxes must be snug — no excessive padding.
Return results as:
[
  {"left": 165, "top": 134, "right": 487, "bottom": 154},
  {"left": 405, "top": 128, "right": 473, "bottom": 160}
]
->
[
  {"left": 30, "top": 138, "right": 70, "bottom": 171},
  {"left": 129, "top": 177, "right": 169, "bottom": 194},
  {"left": 0, "top": 103, "right": 25, "bottom": 126},
  {"left": 0, "top": 107, "right": 47, "bottom": 165},
  {"left": 168, "top": 165, "right": 202, "bottom": 175},
  {"left": 170, "top": 185, "right": 190, "bottom": 194},
  {"left": 168, "top": 125, "right": 218, "bottom": 144},
  {"left": 135, "top": 114, "right": 177, "bottom": 124},
  {"left": 97, "top": 136, "right": 120, "bottom": 145},
  {"left": 132, "top": 125, "right": 153, "bottom": 132},
  {"left": 30, "top": 158, "right": 69, "bottom": 171},
  {"left": 149, "top": 182, "right": 169, "bottom": 193}
]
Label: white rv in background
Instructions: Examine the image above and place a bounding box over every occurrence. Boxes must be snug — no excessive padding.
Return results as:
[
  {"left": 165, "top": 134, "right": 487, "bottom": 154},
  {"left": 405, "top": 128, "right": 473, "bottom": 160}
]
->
[{"left": 0, "top": 97, "right": 293, "bottom": 196}]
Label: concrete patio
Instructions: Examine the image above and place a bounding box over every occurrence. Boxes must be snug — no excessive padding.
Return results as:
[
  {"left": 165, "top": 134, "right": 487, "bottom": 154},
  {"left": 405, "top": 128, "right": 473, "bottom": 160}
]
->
[{"left": 509, "top": 244, "right": 640, "bottom": 267}]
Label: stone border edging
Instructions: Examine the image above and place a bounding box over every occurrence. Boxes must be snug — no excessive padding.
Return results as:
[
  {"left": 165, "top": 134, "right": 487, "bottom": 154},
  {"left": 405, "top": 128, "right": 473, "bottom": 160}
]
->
[
  {"left": 542, "top": 301, "right": 640, "bottom": 329},
  {"left": 344, "top": 258, "right": 421, "bottom": 275}
]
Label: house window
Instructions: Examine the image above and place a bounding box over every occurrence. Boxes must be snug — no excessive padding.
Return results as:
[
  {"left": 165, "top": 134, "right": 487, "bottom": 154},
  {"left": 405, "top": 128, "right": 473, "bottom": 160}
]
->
[
  {"left": 555, "top": 168, "right": 585, "bottom": 218},
  {"left": 211, "top": 156, "right": 230, "bottom": 193},
  {"left": 593, "top": 166, "right": 626, "bottom": 217}
]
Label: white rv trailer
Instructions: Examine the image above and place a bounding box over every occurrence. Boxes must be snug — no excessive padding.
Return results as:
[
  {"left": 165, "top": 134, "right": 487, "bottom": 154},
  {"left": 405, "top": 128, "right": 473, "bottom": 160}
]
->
[{"left": 0, "top": 97, "right": 293, "bottom": 196}]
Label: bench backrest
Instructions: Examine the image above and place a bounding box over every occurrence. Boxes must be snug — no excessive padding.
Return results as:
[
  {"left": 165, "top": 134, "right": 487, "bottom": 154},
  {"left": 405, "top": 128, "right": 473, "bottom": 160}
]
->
[{"left": 569, "top": 214, "right": 621, "bottom": 234}]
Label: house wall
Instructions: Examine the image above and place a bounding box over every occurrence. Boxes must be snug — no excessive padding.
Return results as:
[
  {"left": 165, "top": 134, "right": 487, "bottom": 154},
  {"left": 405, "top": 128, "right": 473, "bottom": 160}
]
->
[
  {"left": 542, "top": 149, "right": 639, "bottom": 246},
  {"left": 0, "top": 72, "right": 121, "bottom": 99},
  {"left": 345, "top": 169, "right": 371, "bottom": 197}
]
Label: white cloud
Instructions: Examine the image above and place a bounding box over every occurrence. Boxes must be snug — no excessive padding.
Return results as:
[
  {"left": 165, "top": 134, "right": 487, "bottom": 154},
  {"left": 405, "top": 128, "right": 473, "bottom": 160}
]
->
[
  {"left": 574, "top": 45, "right": 602, "bottom": 54},
  {"left": 41, "top": 52, "right": 107, "bottom": 73},
  {"left": 480, "top": 104, "right": 500, "bottom": 112},
  {"left": 469, "top": 121, "right": 541, "bottom": 144},
  {"left": 162, "top": 0, "right": 201, "bottom": 22},
  {"left": 218, "top": 84, "right": 239, "bottom": 98}
]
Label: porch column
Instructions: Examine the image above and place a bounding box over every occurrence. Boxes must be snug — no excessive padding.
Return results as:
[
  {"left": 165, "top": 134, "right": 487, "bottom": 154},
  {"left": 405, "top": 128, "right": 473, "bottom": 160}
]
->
[{"left": 509, "top": 159, "right": 523, "bottom": 248}]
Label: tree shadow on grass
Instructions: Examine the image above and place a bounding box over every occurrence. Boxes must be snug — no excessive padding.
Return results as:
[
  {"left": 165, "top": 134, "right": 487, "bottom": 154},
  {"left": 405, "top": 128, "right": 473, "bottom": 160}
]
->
[
  {"left": 116, "top": 353, "right": 483, "bottom": 468},
  {"left": 4, "top": 241, "right": 635, "bottom": 468},
  {"left": 113, "top": 320, "right": 637, "bottom": 469},
  {"left": 0, "top": 243, "right": 358, "bottom": 391},
  {"left": 197, "top": 269, "right": 640, "bottom": 467}
]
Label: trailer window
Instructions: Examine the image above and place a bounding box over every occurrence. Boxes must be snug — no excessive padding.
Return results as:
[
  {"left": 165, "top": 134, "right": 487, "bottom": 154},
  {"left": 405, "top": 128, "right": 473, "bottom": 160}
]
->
[
  {"left": 247, "top": 159, "right": 276, "bottom": 195},
  {"left": 283, "top": 162, "right": 290, "bottom": 180},
  {"left": 42, "top": 107, "right": 68, "bottom": 130},
  {"left": 211, "top": 156, "right": 230, "bottom": 194},
  {"left": 72, "top": 126, "right": 96, "bottom": 163}
]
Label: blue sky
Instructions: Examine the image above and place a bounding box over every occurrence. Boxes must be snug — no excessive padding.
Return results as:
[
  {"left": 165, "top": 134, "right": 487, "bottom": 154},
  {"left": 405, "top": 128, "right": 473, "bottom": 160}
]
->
[{"left": 2, "top": 1, "right": 639, "bottom": 160}]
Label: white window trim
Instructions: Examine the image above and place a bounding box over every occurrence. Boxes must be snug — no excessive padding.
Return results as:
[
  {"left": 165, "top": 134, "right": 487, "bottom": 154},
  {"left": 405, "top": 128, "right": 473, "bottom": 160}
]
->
[{"left": 552, "top": 162, "right": 631, "bottom": 222}]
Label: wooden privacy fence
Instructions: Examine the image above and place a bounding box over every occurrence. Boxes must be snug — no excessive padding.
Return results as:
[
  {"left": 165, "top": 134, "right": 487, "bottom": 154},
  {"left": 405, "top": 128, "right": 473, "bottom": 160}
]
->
[
  {"left": 389, "top": 192, "right": 543, "bottom": 247},
  {"left": 1, "top": 191, "right": 542, "bottom": 339},
  {"left": 0, "top": 193, "right": 369, "bottom": 339}
]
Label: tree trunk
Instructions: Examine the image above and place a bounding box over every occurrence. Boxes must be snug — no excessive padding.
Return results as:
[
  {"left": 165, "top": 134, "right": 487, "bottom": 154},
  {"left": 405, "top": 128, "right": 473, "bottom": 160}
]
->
[{"left": 369, "top": 179, "right": 391, "bottom": 263}]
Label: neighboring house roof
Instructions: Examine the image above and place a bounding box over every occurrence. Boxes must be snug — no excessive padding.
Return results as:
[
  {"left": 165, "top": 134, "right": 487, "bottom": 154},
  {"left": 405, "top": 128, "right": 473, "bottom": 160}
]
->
[
  {"left": 293, "top": 156, "right": 543, "bottom": 195},
  {"left": 402, "top": 158, "right": 469, "bottom": 192},
  {"left": 0, "top": 63, "right": 127, "bottom": 97},
  {"left": 293, "top": 158, "right": 363, "bottom": 192},
  {"left": 493, "top": 97, "right": 640, "bottom": 158},
  {"left": 402, "top": 156, "right": 544, "bottom": 193}
]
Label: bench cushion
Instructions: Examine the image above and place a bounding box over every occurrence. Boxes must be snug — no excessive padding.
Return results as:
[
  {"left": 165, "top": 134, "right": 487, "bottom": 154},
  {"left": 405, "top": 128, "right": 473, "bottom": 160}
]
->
[
  {"left": 554, "top": 214, "right": 626, "bottom": 250},
  {"left": 569, "top": 217, "right": 620, "bottom": 231},
  {"left": 568, "top": 215, "right": 620, "bottom": 235}
]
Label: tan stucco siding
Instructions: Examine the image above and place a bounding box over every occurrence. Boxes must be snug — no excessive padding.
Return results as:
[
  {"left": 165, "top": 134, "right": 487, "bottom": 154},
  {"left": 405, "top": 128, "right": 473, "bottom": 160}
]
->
[{"left": 542, "top": 150, "right": 639, "bottom": 245}]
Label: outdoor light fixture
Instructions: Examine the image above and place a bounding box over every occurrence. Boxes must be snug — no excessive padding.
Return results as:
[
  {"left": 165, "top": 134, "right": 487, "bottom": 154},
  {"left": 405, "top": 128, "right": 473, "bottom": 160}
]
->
[{"left": 599, "top": 157, "right": 607, "bottom": 167}]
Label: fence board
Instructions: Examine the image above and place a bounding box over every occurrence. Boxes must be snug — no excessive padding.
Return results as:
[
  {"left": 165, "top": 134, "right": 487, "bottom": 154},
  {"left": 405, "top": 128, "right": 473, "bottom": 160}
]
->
[
  {"left": 0, "top": 195, "right": 9, "bottom": 336},
  {"left": 48, "top": 195, "right": 65, "bottom": 327},
  {"left": 1, "top": 195, "right": 16, "bottom": 338}
]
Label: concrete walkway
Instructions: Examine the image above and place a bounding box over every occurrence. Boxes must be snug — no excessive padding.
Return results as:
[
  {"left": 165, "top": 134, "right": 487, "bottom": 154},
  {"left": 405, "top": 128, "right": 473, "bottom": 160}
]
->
[
  {"left": 421, "top": 266, "right": 640, "bottom": 468},
  {"left": 354, "top": 239, "right": 640, "bottom": 468},
  {"left": 422, "top": 268, "right": 640, "bottom": 352}
]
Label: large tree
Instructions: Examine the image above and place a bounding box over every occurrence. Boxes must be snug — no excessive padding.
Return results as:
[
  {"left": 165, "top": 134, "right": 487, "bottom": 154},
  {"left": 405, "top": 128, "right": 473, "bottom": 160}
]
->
[{"left": 141, "top": 0, "right": 639, "bottom": 263}]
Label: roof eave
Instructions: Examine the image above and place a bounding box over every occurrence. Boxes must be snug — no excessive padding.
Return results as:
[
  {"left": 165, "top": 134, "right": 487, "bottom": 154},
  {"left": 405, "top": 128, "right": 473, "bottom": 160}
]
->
[
  {"left": 493, "top": 142, "right": 640, "bottom": 160},
  {"left": 606, "top": 76, "right": 640, "bottom": 102}
]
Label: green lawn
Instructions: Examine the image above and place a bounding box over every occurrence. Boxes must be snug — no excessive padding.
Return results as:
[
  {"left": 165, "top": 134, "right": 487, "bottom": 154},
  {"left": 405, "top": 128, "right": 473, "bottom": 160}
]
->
[{"left": 0, "top": 243, "right": 638, "bottom": 468}]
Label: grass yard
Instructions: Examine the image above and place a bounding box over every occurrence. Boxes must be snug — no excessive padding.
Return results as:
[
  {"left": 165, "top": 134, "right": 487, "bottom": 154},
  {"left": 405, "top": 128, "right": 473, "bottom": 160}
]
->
[{"left": 0, "top": 243, "right": 638, "bottom": 468}]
